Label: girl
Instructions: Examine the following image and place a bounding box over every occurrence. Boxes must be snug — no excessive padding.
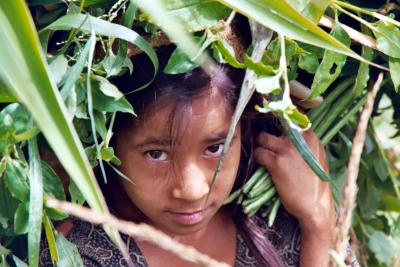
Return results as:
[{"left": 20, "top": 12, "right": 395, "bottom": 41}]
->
[{"left": 40, "top": 48, "right": 340, "bottom": 267}]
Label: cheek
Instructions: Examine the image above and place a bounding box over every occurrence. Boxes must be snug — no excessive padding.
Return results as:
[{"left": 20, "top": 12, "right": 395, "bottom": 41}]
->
[{"left": 215, "top": 141, "right": 241, "bottom": 196}]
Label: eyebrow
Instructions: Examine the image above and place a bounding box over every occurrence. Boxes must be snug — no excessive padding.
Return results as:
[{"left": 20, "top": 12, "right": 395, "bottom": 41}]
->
[{"left": 132, "top": 131, "right": 237, "bottom": 149}]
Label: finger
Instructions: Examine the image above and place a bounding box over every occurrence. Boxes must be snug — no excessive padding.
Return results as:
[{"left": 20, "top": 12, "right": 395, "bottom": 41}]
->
[
  {"left": 256, "top": 132, "right": 287, "bottom": 153},
  {"left": 254, "top": 147, "right": 277, "bottom": 171}
]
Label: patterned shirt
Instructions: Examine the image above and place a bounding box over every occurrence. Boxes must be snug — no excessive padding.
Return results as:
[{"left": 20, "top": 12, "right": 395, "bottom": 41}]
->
[{"left": 39, "top": 209, "right": 358, "bottom": 266}]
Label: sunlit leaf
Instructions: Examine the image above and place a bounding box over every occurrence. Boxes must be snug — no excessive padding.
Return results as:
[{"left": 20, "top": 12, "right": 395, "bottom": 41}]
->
[{"left": 286, "top": 0, "right": 332, "bottom": 23}]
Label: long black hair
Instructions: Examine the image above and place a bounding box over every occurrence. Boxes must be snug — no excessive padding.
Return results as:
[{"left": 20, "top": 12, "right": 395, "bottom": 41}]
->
[{"left": 105, "top": 46, "right": 286, "bottom": 267}]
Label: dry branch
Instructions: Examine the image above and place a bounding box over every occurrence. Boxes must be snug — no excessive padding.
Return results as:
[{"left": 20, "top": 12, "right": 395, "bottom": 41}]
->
[
  {"left": 45, "top": 198, "right": 230, "bottom": 267},
  {"left": 332, "top": 73, "right": 384, "bottom": 264}
]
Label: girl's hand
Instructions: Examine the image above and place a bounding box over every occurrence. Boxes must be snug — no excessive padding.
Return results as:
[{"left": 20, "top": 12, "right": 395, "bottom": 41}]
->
[
  {"left": 254, "top": 130, "right": 335, "bottom": 236},
  {"left": 255, "top": 130, "right": 335, "bottom": 266}
]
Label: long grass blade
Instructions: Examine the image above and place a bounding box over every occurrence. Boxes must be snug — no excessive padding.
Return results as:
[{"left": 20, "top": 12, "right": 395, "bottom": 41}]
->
[{"left": 27, "top": 131, "right": 43, "bottom": 267}]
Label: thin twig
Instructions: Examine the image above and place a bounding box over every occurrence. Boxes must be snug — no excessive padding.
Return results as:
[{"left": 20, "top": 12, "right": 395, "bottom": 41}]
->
[
  {"left": 319, "top": 16, "right": 377, "bottom": 49},
  {"left": 332, "top": 73, "right": 384, "bottom": 264},
  {"left": 45, "top": 198, "right": 230, "bottom": 267}
]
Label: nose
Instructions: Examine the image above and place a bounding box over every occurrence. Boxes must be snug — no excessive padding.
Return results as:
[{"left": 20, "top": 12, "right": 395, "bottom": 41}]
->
[{"left": 171, "top": 161, "right": 210, "bottom": 201}]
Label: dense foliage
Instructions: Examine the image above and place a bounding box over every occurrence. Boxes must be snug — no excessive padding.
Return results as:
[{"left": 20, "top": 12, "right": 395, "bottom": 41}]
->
[{"left": 0, "top": 0, "right": 400, "bottom": 266}]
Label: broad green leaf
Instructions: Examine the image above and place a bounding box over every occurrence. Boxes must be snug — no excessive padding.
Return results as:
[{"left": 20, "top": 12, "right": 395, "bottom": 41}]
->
[
  {"left": 28, "top": 135, "right": 43, "bottom": 267},
  {"left": 94, "top": 75, "right": 123, "bottom": 99},
  {"left": 41, "top": 161, "right": 66, "bottom": 200},
  {"left": 286, "top": 0, "right": 332, "bottom": 23},
  {"left": 298, "top": 52, "right": 319, "bottom": 74},
  {"left": 4, "top": 160, "right": 29, "bottom": 202},
  {"left": 49, "top": 55, "right": 68, "bottom": 86},
  {"left": 40, "top": 13, "right": 158, "bottom": 91},
  {"left": 0, "top": 104, "right": 30, "bottom": 134},
  {"left": 216, "top": 0, "right": 355, "bottom": 57},
  {"left": 132, "top": 0, "right": 215, "bottom": 75},
  {"left": 0, "top": 178, "right": 19, "bottom": 224},
  {"left": 92, "top": 85, "right": 134, "bottom": 114},
  {"left": 14, "top": 201, "right": 29, "bottom": 234},
  {"left": 164, "top": 47, "right": 199, "bottom": 74},
  {"left": 243, "top": 54, "right": 276, "bottom": 76},
  {"left": 211, "top": 39, "right": 244, "bottom": 68},
  {"left": 68, "top": 180, "right": 85, "bottom": 205},
  {"left": 309, "top": 23, "right": 350, "bottom": 99},
  {"left": 368, "top": 230, "right": 397, "bottom": 266},
  {"left": 93, "top": 110, "right": 107, "bottom": 140},
  {"left": 55, "top": 234, "right": 83, "bottom": 267},
  {"left": 164, "top": 0, "right": 231, "bottom": 32},
  {"left": 373, "top": 20, "right": 400, "bottom": 59},
  {"left": 389, "top": 57, "right": 400, "bottom": 92}
]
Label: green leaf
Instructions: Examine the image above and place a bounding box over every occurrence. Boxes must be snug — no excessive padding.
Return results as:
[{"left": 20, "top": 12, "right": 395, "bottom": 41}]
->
[
  {"left": 0, "top": 80, "right": 17, "bottom": 103},
  {"left": 164, "top": 47, "right": 199, "bottom": 74},
  {"left": 368, "top": 230, "right": 397, "bottom": 266},
  {"left": 132, "top": 0, "right": 215, "bottom": 75},
  {"left": 4, "top": 160, "right": 29, "bottom": 202},
  {"left": 215, "top": 0, "right": 365, "bottom": 62},
  {"left": 12, "top": 256, "right": 28, "bottom": 267},
  {"left": 0, "top": 104, "right": 30, "bottom": 135},
  {"left": 389, "top": 57, "right": 400, "bottom": 92},
  {"left": 309, "top": 23, "right": 350, "bottom": 99},
  {"left": 27, "top": 135, "right": 43, "bottom": 267},
  {"left": 93, "top": 110, "right": 107, "bottom": 140},
  {"left": 68, "top": 180, "right": 85, "bottom": 205},
  {"left": 14, "top": 201, "right": 29, "bottom": 234},
  {"left": 373, "top": 20, "right": 400, "bottom": 59},
  {"left": 0, "top": 178, "right": 19, "bottom": 225},
  {"left": 286, "top": 0, "right": 332, "bottom": 23},
  {"left": 41, "top": 161, "right": 66, "bottom": 200},
  {"left": 211, "top": 39, "right": 244, "bottom": 68},
  {"left": 40, "top": 13, "right": 158, "bottom": 91},
  {"left": 49, "top": 55, "right": 68, "bottom": 86},
  {"left": 243, "top": 54, "right": 276, "bottom": 76},
  {"left": 353, "top": 43, "right": 373, "bottom": 96},
  {"left": 0, "top": 0, "right": 124, "bottom": 249},
  {"left": 55, "top": 234, "right": 83, "bottom": 267},
  {"left": 298, "top": 52, "right": 319, "bottom": 74},
  {"left": 92, "top": 86, "right": 134, "bottom": 114},
  {"left": 94, "top": 75, "right": 123, "bottom": 99},
  {"left": 164, "top": 0, "right": 231, "bottom": 32},
  {"left": 43, "top": 213, "right": 58, "bottom": 263}
]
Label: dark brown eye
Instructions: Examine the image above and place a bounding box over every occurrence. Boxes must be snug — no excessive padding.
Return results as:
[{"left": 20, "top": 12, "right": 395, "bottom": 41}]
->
[
  {"left": 146, "top": 150, "right": 168, "bottom": 161},
  {"left": 205, "top": 144, "right": 223, "bottom": 156}
]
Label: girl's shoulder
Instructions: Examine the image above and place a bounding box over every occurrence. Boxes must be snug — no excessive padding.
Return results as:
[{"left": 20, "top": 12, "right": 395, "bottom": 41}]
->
[{"left": 39, "top": 217, "right": 147, "bottom": 267}]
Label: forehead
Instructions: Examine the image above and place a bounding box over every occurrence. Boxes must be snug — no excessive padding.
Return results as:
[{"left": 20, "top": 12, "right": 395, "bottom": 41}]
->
[{"left": 128, "top": 89, "right": 234, "bottom": 144}]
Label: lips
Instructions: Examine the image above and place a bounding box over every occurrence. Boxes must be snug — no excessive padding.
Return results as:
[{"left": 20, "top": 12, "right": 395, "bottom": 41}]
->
[{"left": 166, "top": 208, "right": 208, "bottom": 226}]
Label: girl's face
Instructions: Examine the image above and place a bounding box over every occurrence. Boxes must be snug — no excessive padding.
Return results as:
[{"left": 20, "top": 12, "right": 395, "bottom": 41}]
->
[{"left": 116, "top": 88, "right": 241, "bottom": 235}]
